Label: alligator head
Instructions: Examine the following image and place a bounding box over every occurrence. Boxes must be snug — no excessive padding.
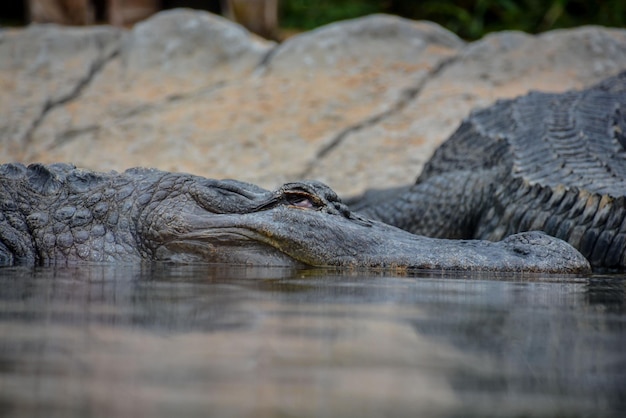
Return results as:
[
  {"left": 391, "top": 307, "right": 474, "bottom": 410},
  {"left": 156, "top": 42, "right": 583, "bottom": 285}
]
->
[
  {"left": 145, "top": 179, "right": 368, "bottom": 265},
  {"left": 0, "top": 163, "right": 591, "bottom": 273},
  {"left": 143, "top": 178, "right": 591, "bottom": 273}
]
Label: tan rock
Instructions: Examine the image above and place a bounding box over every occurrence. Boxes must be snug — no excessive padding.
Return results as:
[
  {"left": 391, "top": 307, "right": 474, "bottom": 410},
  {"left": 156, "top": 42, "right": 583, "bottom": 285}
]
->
[
  {"left": 7, "top": 13, "right": 462, "bottom": 190},
  {"left": 0, "top": 24, "right": 123, "bottom": 158},
  {"left": 306, "top": 27, "right": 626, "bottom": 195},
  {"left": 1, "top": 11, "right": 626, "bottom": 196}
]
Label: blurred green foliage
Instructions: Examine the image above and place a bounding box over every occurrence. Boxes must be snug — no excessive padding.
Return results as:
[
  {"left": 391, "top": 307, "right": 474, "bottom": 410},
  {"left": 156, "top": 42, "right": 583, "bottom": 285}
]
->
[
  {"left": 280, "top": 0, "right": 626, "bottom": 40},
  {"left": 280, "top": 0, "right": 381, "bottom": 30}
]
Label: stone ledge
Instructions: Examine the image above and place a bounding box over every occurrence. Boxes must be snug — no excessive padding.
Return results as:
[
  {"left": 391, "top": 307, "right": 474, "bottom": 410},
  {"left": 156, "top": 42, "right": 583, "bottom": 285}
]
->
[{"left": 1, "top": 10, "right": 625, "bottom": 195}]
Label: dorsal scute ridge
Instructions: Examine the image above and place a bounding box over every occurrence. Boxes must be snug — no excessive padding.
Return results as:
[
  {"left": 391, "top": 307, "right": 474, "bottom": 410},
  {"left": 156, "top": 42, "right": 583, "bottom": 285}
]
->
[
  {"left": 419, "top": 71, "right": 626, "bottom": 198},
  {"left": 508, "top": 77, "right": 626, "bottom": 197}
]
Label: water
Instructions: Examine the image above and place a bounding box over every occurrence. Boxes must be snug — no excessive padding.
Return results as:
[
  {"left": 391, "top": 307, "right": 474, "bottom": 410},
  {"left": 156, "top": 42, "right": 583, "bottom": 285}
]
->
[{"left": 0, "top": 264, "right": 624, "bottom": 418}]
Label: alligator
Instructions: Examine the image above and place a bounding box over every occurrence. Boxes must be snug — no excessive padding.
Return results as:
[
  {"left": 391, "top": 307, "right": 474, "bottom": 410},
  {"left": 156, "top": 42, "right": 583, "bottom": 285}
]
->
[
  {"left": 0, "top": 163, "right": 588, "bottom": 272},
  {"left": 352, "top": 70, "right": 626, "bottom": 270}
]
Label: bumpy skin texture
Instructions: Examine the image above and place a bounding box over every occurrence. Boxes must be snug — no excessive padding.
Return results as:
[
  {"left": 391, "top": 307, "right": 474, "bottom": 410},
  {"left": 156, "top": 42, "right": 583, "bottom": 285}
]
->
[
  {"left": 0, "top": 163, "right": 589, "bottom": 273},
  {"left": 356, "top": 71, "right": 626, "bottom": 269}
]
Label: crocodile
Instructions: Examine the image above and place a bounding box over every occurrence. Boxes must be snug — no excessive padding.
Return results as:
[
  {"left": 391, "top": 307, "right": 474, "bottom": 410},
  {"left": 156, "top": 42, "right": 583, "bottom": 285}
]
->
[
  {"left": 0, "top": 163, "right": 588, "bottom": 272},
  {"left": 352, "top": 70, "right": 626, "bottom": 270}
]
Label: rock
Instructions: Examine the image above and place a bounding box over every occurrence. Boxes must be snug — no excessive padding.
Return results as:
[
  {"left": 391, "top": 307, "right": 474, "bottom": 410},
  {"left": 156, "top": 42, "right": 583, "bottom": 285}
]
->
[
  {"left": 1, "top": 9, "right": 275, "bottom": 173},
  {"left": 0, "top": 24, "right": 123, "bottom": 157},
  {"left": 1, "top": 10, "right": 626, "bottom": 196},
  {"left": 3, "top": 12, "right": 461, "bottom": 189},
  {"left": 305, "top": 26, "right": 626, "bottom": 194},
  {"left": 124, "top": 9, "right": 273, "bottom": 79},
  {"left": 264, "top": 14, "right": 463, "bottom": 74}
]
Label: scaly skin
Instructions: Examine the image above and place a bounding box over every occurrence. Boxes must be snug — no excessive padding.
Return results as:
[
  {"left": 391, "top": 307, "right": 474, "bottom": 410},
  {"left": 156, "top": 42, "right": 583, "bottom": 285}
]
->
[
  {"left": 0, "top": 163, "right": 589, "bottom": 273},
  {"left": 354, "top": 71, "right": 626, "bottom": 269}
]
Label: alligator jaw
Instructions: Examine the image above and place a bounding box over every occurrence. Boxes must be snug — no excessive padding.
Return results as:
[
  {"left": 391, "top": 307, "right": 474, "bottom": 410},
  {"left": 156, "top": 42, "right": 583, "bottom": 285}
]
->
[
  {"left": 161, "top": 208, "right": 591, "bottom": 274},
  {"left": 155, "top": 227, "right": 305, "bottom": 266}
]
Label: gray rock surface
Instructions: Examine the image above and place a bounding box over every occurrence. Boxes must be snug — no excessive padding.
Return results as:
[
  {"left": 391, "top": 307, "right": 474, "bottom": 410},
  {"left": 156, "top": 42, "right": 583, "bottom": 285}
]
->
[
  {"left": 124, "top": 9, "right": 273, "bottom": 78},
  {"left": 0, "top": 24, "right": 122, "bottom": 155},
  {"left": 306, "top": 26, "right": 626, "bottom": 192},
  {"left": 2, "top": 10, "right": 626, "bottom": 196}
]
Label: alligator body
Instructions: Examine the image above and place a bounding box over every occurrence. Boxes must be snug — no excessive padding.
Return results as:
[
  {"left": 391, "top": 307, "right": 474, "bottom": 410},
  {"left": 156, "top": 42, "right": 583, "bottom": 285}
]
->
[
  {"left": 354, "top": 71, "right": 626, "bottom": 270},
  {"left": 0, "top": 163, "right": 588, "bottom": 273}
]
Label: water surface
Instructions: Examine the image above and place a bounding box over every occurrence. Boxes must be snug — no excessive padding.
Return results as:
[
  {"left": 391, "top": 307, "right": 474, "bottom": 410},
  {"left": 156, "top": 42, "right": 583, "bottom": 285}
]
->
[{"left": 0, "top": 264, "right": 624, "bottom": 417}]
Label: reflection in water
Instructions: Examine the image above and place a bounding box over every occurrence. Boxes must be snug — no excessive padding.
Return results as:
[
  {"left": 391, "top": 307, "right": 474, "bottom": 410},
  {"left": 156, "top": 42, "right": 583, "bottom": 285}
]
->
[{"left": 0, "top": 264, "right": 624, "bottom": 417}]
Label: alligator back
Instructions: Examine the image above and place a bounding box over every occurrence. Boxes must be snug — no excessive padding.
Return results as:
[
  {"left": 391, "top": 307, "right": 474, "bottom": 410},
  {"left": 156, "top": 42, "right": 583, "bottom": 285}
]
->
[
  {"left": 0, "top": 163, "right": 166, "bottom": 265},
  {"left": 418, "top": 71, "right": 626, "bottom": 268},
  {"left": 420, "top": 71, "right": 626, "bottom": 197}
]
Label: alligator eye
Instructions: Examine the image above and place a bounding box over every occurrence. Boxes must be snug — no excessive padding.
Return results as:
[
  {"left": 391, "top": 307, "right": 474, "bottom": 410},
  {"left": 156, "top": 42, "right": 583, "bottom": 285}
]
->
[
  {"left": 290, "top": 197, "right": 314, "bottom": 208},
  {"left": 284, "top": 191, "right": 321, "bottom": 209},
  {"left": 283, "top": 188, "right": 324, "bottom": 210}
]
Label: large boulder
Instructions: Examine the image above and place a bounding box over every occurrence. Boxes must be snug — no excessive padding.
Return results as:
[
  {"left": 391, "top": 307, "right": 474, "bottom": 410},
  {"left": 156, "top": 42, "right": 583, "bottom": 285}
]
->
[
  {"left": 306, "top": 26, "right": 626, "bottom": 193},
  {"left": 1, "top": 10, "right": 626, "bottom": 195},
  {"left": 0, "top": 24, "right": 122, "bottom": 156}
]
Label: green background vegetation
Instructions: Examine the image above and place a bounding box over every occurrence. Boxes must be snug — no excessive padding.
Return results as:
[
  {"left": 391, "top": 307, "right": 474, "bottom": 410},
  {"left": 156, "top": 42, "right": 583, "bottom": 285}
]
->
[{"left": 280, "top": 0, "right": 626, "bottom": 40}]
